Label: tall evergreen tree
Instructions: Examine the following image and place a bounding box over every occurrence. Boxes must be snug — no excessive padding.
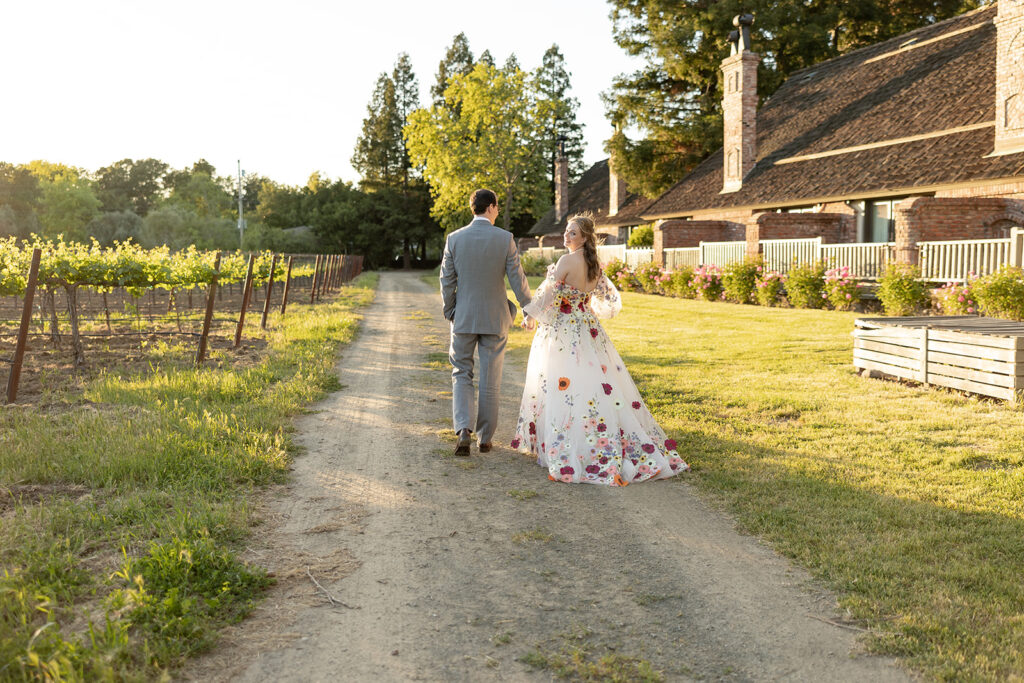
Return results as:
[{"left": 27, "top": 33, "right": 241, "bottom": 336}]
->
[
  {"left": 431, "top": 33, "right": 475, "bottom": 106},
  {"left": 535, "top": 44, "right": 586, "bottom": 205},
  {"left": 351, "top": 73, "right": 405, "bottom": 190},
  {"left": 604, "top": 0, "right": 982, "bottom": 198}
]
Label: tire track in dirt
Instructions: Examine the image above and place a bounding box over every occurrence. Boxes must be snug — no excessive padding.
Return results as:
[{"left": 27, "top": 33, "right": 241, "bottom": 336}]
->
[{"left": 183, "top": 271, "right": 911, "bottom": 682}]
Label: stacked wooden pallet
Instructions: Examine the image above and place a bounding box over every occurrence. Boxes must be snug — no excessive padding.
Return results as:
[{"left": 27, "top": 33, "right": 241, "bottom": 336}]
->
[{"left": 853, "top": 316, "right": 1024, "bottom": 402}]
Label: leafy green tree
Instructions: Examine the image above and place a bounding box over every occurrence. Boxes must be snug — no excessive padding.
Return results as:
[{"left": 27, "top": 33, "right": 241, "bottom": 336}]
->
[
  {"left": 431, "top": 33, "right": 475, "bottom": 107},
  {"left": 94, "top": 158, "right": 168, "bottom": 215},
  {"left": 604, "top": 0, "right": 981, "bottom": 197},
  {"left": 37, "top": 174, "right": 101, "bottom": 241},
  {"left": 406, "top": 61, "right": 551, "bottom": 233},
  {"left": 165, "top": 165, "right": 233, "bottom": 219},
  {"left": 535, "top": 45, "right": 586, "bottom": 198},
  {"left": 86, "top": 210, "right": 143, "bottom": 246},
  {"left": 0, "top": 163, "right": 41, "bottom": 237}
]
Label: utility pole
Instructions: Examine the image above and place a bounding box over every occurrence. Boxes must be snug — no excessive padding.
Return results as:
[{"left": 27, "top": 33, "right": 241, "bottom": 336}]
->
[{"left": 237, "top": 160, "right": 246, "bottom": 248}]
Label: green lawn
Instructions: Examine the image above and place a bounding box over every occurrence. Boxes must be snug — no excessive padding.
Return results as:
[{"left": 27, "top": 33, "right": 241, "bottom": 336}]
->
[
  {"left": 505, "top": 289, "right": 1024, "bottom": 681},
  {"left": 0, "top": 273, "right": 378, "bottom": 680}
]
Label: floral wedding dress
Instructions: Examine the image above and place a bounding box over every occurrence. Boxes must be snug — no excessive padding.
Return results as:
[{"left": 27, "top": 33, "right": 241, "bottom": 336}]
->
[{"left": 510, "top": 265, "right": 689, "bottom": 486}]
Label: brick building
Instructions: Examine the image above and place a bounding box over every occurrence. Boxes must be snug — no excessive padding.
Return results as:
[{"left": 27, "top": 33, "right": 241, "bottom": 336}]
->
[
  {"left": 644, "top": 2, "right": 1024, "bottom": 267},
  {"left": 528, "top": 2, "right": 1024, "bottom": 266}
]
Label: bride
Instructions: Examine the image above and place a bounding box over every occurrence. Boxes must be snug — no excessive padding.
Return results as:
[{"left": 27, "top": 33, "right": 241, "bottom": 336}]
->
[{"left": 510, "top": 214, "right": 689, "bottom": 486}]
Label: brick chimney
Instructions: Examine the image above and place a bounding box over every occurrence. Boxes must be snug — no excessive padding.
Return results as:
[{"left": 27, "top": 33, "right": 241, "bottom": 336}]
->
[
  {"left": 994, "top": 0, "right": 1024, "bottom": 156},
  {"left": 608, "top": 158, "right": 628, "bottom": 216},
  {"left": 555, "top": 135, "right": 569, "bottom": 222},
  {"left": 720, "top": 14, "right": 759, "bottom": 194}
]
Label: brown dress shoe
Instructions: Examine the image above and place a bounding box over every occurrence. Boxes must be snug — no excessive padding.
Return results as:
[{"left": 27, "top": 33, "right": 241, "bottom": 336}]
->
[
  {"left": 454, "top": 430, "right": 471, "bottom": 456},
  {"left": 478, "top": 442, "right": 493, "bottom": 453}
]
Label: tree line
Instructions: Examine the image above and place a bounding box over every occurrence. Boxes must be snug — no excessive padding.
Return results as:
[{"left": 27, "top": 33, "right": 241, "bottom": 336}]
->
[{"left": 0, "top": 33, "right": 585, "bottom": 268}]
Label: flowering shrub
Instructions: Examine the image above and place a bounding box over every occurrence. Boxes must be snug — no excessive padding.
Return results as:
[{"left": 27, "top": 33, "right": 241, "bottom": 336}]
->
[
  {"left": 754, "top": 270, "right": 785, "bottom": 307},
  {"left": 722, "top": 259, "right": 762, "bottom": 304},
  {"left": 635, "top": 261, "right": 667, "bottom": 294},
  {"left": 785, "top": 261, "right": 828, "bottom": 309},
  {"left": 877, "top": 263, "right": 930, "bottom": 316},
  {"left": 934, "top": 278, "right": 977, "bottom": 315},
  {"left": 627, "top": 224, "right": 655, "bottom": 247},
  {"left": 973, "top": 266, "right": 1024, "bottom": 320},
  {"left": 665, "top": 266, "right": 697, "bottom": 298},
  {"left": 690, "top": 265, "right": 723, "bottom": 301},
  {"left": 823, "top": 266, "right": 861, "bottom": 311},
  {"left": 519, "top": 253, "right": 551, "bottom": 276},
  {"left": 603, "top": 258, "right": 638, "bottom": 291}
]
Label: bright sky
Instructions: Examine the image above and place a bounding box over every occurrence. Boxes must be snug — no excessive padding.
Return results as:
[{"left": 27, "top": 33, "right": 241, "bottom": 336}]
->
[{"left": 5, "top": 0, "right": 640, "bottom": 188}]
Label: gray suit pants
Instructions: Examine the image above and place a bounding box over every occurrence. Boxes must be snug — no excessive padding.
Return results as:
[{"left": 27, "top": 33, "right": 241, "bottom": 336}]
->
[{"left": 449, "top": 331, "right": 507, "bottom": 444}]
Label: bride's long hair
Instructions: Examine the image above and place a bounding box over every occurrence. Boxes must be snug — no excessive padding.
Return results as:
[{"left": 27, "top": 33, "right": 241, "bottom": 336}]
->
[{"left": 568, "top": 213, "right": 601, "bottom": 284}]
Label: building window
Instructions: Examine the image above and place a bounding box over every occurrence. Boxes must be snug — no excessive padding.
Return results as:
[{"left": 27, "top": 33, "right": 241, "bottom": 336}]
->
[{"left": 865, "top": 198, "right": 903, "bottom": 242}]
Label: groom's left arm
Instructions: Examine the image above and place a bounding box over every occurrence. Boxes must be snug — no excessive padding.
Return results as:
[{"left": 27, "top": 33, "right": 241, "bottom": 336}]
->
[
  {"left": 504, "top": 235, "right": 532, "bottom": 308},
  {"left": 440, "top": 236, "right": 457, "bottom": 321}
]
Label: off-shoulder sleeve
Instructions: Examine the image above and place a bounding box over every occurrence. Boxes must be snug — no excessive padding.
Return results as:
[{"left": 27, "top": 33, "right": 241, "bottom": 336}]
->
[
  {"left": 522, "top": 264, "right": 559, "bottom": 325},
  {"left": 590, "top": 274, "right": 622, "bottom": 319}
]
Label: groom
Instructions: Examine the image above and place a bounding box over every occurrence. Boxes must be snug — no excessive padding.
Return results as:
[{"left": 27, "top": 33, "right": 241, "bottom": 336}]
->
[{"left": 440, "top": 189, "right": 533, "bottom": 456}]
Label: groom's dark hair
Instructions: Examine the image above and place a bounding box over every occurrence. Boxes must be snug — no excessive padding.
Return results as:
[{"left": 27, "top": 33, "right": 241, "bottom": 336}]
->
[{"left": 470, "top": 189, "right": 497, "bottom": 215}]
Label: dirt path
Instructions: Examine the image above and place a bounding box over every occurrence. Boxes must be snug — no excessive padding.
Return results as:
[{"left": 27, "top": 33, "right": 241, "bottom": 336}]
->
[{"left": 184, "top": 271, "right": 911, "bottom": 682}]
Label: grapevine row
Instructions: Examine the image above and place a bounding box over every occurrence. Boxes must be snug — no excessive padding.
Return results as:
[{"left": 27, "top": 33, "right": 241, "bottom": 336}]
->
[{"left": 0, "top": 236, "right": 312, "bottom": 297}]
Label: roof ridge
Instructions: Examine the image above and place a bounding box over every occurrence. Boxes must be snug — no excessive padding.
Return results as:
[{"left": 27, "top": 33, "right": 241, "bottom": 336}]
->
[{"left": 787, "top": 4, "right": 995, "bottom": 78}]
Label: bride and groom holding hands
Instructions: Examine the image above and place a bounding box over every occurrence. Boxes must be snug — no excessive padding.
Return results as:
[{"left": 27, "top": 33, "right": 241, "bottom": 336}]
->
[{"left": 439, "top": 189, "right": 689, "bottom": 486}]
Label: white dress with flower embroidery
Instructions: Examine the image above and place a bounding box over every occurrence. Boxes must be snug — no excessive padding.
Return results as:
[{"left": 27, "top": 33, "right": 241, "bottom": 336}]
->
[{"left": 511, "top": 265, "right": 689, "bottom": 486}]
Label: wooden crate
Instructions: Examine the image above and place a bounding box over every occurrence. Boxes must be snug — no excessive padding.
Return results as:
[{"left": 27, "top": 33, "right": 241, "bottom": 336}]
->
[{"left": 853, "top": 316, "right": 1024, "bottom": 402}]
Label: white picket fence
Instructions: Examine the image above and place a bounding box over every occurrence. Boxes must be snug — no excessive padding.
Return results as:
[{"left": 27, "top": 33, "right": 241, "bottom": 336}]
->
[
  {"left": 536, "top": 229, "right": 1023, "bottom": 281},
  {"left": 762, "top": 237, "right": 895, "bottom": 278},
  {"left": 624, "top": 248, "right": 654, "bottom": 269},
  {"left": 822, "top": 242, "right": 894, "bottom": 278},
  {"left": 524, "top": 247, "right": 567, "bottom": 262},
  {"left": 700, "top": 241, "right": 747, "bottom": 268},
  {"left": 918, "top": 238, "right": 1012, "bottom": 281},
  {"left": 762, "top": 238, "right": 822, "bottom": 274},
  {"left": 663, "top": 247, "right": 701, "bottom": 270}
]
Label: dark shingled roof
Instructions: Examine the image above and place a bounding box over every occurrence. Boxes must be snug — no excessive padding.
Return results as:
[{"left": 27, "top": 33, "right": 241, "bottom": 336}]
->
[
  {"left": 643, "top": 5, "right": 1024, "bottom": 219},
  {"left": 528, "top": 159, "right": 654, "bottom": 235}
]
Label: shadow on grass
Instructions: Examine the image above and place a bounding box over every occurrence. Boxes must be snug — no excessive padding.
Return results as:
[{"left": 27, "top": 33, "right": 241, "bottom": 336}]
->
[{"left": 669, "top": 425, "right": 1024, "bottom": 680}]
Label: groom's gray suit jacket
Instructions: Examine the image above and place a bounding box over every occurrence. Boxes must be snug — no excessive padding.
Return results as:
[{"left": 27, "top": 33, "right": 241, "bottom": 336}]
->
[{"left": 440, "top": 217, "right": 531, "bottom": 334}]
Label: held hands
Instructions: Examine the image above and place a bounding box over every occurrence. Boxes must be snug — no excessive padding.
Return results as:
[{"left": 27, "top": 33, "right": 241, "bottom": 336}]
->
[{"left": 521, "top": 314, "right": 536, "bottom": 330}]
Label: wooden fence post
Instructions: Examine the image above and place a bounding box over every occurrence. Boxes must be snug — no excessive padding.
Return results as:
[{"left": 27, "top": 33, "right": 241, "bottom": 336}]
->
[
  {"left": 919, "top": 327, "right": 929, "bottom": 386},
  {"left": 6, "top": 248, "right": 42, "bottom": 404},
  {"left": 318, "top": 256, "right": 330, "bottom": 300},
  {"left": 280, "top": 256, "right": 294, "bottom": 315},
  {"left": 260, "top": 253, "right": 278, "bottom": 330},
  {"left": 328, "top": 255, "right": 337, "bottom": 292},
  {"left": 1011, "top": 227, "right": 1024, "bottom": 269},
  {"left": 310, "top": 254, "right": 322, "bottom": 304},
  {"left": 234, "top": 254, "right": 255, "bottom": 349},
  {"left": 195, "top": 253, "right": 221, "bottom": 365}
]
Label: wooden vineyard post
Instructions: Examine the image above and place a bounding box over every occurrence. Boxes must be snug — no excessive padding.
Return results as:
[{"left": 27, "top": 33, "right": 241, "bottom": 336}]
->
[
  {"left": 233, "top": 254, "right": 255, "bottom": 349},
  {"left": 195, "top": 253, "right": 221, "bottom": 365},
  {"left": 310, "top": 254, "right": 322, "bottom": 304},
  {"left": 332, "top": 255, "right": 340, "bottom": 289},
  {"left": 260, "top": 253, "right": 278, "bottom": 330},
  {"left": 325, "top": 255, "right": 335, "bottom": 294},
  {"left": 280, "top": 256, "right": 294, "bottom": 315},
  {"left": 318, "top": 256, "right": 330, "bottom": 300},
  {"left": 6, "top": 248, "right": 41, "bottom": 404}
]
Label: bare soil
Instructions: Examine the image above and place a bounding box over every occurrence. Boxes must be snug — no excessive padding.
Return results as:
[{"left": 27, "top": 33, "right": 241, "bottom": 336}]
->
[
  {"left": 0, "top": 278, "right": 311, "bottom": 404},
  {"left": 181, "top": 271, "right": 912, "bottom": 682}
]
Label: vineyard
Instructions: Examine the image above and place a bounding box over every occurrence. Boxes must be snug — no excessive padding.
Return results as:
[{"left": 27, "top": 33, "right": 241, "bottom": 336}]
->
[{"left": 0, "top": 237, "right": 363, "bottom": 403}]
